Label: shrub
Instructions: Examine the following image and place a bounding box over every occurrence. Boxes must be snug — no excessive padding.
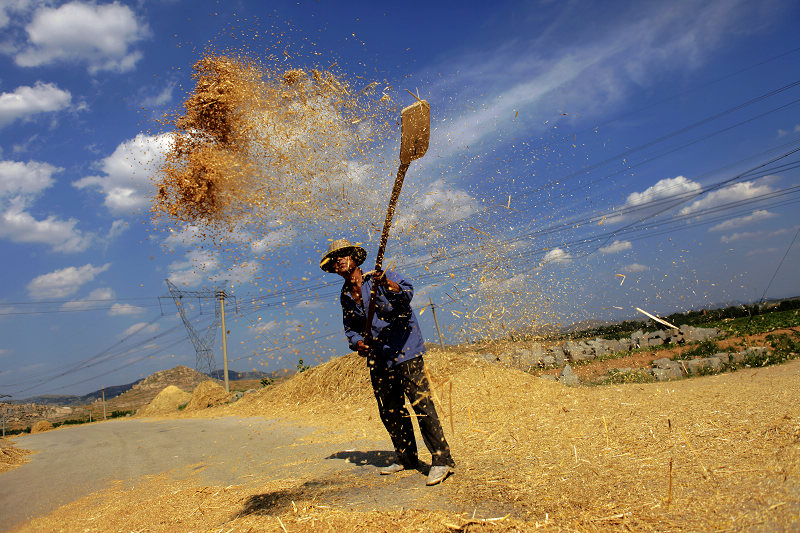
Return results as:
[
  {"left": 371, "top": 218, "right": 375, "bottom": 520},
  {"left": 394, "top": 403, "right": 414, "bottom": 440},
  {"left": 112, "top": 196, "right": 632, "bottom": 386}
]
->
[{"left": 674, "top": 340, "right": 720, "bottom": 360}]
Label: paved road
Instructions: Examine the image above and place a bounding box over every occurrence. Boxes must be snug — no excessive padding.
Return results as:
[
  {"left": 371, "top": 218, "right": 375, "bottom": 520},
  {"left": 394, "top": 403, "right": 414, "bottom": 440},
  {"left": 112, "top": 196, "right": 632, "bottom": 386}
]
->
[{"left": 0, "top": 416, "right": 388, "bottom": 531}]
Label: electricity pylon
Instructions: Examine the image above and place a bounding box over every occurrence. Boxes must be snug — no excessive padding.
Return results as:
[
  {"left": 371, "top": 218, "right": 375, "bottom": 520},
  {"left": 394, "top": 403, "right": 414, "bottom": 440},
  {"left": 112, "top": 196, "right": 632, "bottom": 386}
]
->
[{"left": 162, "top": 280, "right": 234, "bottom": 378}]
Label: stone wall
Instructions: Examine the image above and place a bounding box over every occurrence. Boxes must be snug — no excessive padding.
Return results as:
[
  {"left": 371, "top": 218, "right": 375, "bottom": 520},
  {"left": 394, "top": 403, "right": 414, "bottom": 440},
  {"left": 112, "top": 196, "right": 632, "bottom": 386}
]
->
[{"left": 466, "top": 325, "right": 723, "bottom": 370}]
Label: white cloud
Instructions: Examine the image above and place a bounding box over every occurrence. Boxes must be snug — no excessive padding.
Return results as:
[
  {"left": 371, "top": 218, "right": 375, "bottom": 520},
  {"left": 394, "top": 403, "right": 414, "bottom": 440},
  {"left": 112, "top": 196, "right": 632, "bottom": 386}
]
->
[
  {"left": 777, "top": 125, "right": 800, "bottom": 137},
  {"left": 745, "top": 247, "right": 780, "bottom": 257},
  {"left": 0, "top": 348, "right": 10, "bottom": 358},
  {"left": 109, "top": 303, "right": 145, "bottom": 316},
  {"left": 253, "top": 318, "right": 302, "bottom": 336},
  {"left": 105, "top": 219, "right": 128, "bottom": 241},
  {"left": 679, "top": 179, "right": 774, "bottom": 216},
  {"left": 0, "top": 159, "right": 58, "bottom": 197},
  {"left": 393, "top": 179, "right": 478, "bottom": 236},
  {"left": 604, "top": 176, "right": 702, "bottom": 224},
  {"left": 427, "top": 1, "right": 773, "bottom": 162},
  {"left": 626, "top": 176, "right": 701, "bottom": 208},
  {"left": 622, "top": 263, "right": 648, "bottom": 273},
  {"left": 250, "top": 225, "right": 298, "bottom": 253},
  {"left": 27, "top": 263, "right": 111, "bottom": 299},
  {"left": 121, "top": 321, "right": 158, "bottom": 338},
  {"left": 0, "top": 0, "right": 32, "bottom": 29},
  {"left": 162, "top": 224, "right": 203, "bottom": 250},
  {"left": 0, "top": 159, "right": 93, "bottom": 252},
  {"left": 167, "top": 249, "right": 220, "bottom": 288},
  {"left": 295, "top": 299, "right": 324, "bottom": 310},
  {"left": 140, "top": 82, "right": 175, "bottom": 108},
  {"left": 720, "top": 227, "right": 792, "bottom": 244},
  {"left": 14, "top": 1, "right": 148, "bottom": 73},
  {"left": 0, "top": 200, "right": 92, "bottom": 252},
  {"left": 61, "top": 287, "right": 114, "bottom": 311},
  {"left": 709, "top": 209, "right": 776, "bottom": 232},
  {"left": 0, "top": 82, "right": 71, "bottom": 127},
  {"left": 73, "top": 133, "right": 172, "bottom": 215},
  {"left": 542, "top": 247, "right": 571, "bottom": 265},
  {"left": 599, "top": 240, "right": 632, "bottom": 254}
]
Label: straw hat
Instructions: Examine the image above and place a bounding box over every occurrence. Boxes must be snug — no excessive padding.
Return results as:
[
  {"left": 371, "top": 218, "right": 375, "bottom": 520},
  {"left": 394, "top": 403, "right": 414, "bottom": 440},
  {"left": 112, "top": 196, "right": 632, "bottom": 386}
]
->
[{"left": 319, "top": 239, "right": 367, "bottom": 272}]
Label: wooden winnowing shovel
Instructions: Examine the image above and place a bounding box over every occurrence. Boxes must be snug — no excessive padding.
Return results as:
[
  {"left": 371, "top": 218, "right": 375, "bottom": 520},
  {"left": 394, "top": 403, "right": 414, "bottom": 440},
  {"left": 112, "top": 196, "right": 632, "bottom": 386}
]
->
[{"left": 363, "top": 99, "right": 430, "bottom": 360}]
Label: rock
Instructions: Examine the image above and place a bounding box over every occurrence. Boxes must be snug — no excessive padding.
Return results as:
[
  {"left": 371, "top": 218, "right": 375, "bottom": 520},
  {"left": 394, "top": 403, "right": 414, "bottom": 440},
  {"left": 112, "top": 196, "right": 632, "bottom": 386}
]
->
[
  {"left": 705, "top": 357, "right": 723, "bottom": 372},
  {"left": 714, "top": 352, "right": 730, "bottom": 364},
  {"left": 647, "top": 336, "right": 664, "bottom": 347},
  {"left": 649, "top": 368, "right": 671, "bottom": 381},
  {"left": 652, "top": 357, "right": 673, "bottom": 369},
  {"left": 618, "top": 338, "right": 634, "bottom": 351},
  {"left": 630, "top": 330, "right": 645, "bottom": 347},
  {"left": 549, "top": 346, "right": 566, "bottom": 366},
  {"left": 540, "top": 375, "right": 557, "bottom": 382},
  {"left": 558, "top": 364, "right": 579, "bottom": 386},
  {"left": 542, "top": 355, "right": 556, "bottom": 367},
  {"left": 684, "top": 357, "right": 721, "bottom": 375}
]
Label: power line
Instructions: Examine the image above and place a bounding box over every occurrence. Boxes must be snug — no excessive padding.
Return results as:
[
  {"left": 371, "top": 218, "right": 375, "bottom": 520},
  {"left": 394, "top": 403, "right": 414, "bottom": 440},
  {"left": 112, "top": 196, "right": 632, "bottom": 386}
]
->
[{"left": 759, "top": 227, "right": 800, "bottom": 304}]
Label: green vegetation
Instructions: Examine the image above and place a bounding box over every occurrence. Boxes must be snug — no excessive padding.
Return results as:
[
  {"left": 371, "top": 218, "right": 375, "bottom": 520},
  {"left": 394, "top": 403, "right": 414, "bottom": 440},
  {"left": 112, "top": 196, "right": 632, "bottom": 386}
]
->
[
  {"left": 673, "top": 340, "right": 721, "bottom": 360},
  {"left": 177, "top": 402, "right": 188, "bottom": 411},
  {"left": 109, "top": 410, "right": 133, "bottom": 419},
  {"left": 571, "top": 298, "right": 800, "bottom": 340},
  {"left": 296, "top": 358, "right": 310, "bottom": 373},
  {"left": 260, "top": 377, "right": 274, "bottom": 387},
  {"left": 709, "top": 308, "right": 800, "bottom": 337},
  {"left": 604, "top": 369, "right": 655, "bottom": 385}
]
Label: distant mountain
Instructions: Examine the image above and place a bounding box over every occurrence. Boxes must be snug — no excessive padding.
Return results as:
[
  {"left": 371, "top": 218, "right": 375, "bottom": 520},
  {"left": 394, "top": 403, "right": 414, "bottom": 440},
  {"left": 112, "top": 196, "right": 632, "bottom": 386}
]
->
[
  {"left": 18, "top": 379, "right": 143, "bottom": 407},
  {"left": 14, "top": 366, "right": 280, "bottom": 407},
  {"left": 208, "top": 368, "right": 273, "bottom": 380}
]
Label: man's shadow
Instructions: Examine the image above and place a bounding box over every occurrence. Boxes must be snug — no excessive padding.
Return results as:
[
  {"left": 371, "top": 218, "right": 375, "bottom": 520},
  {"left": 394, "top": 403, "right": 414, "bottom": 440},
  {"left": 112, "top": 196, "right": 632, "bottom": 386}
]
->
[
  {"left": 236, "top": 451, "right": 430, "bottom": 518},
  {"left": 325, "top": 449, "right": 395, "bottom": 467},
  {"left": 326, "top": 450, "right": 430, "bottom": 471}
]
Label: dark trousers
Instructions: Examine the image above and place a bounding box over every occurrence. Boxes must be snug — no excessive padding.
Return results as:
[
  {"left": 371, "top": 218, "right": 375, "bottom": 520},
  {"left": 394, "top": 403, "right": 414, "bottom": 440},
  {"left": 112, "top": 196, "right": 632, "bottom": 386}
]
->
[{"left": 369, "top": 356, "right": 455, "bottom": 468}]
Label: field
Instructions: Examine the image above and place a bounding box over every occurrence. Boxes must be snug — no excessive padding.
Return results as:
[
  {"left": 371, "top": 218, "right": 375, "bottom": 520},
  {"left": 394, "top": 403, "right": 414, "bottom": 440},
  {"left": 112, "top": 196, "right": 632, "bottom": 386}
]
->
[{"left": 5, "top": 307, "right": 800, "bottom": 532}]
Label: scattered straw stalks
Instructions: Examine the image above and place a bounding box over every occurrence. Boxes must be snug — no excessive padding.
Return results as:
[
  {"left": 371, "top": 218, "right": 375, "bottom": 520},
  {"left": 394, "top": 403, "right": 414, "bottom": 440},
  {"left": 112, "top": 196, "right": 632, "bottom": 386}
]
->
[
  {"left": 12, "top": 351, "right": 800, "bottom": 531},
  {"left": 0, "top": 439, "right": 32, "bottom": 474}
]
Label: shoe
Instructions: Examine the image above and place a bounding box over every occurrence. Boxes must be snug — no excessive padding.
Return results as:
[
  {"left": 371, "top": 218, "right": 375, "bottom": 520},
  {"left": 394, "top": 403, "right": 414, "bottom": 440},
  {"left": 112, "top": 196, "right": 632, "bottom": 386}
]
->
[
  {"left": 379, "top": 463, "right": 405, "bottom": 475},
  {"left": 426, "top": 465, "right": 452, "bottom": 486}
]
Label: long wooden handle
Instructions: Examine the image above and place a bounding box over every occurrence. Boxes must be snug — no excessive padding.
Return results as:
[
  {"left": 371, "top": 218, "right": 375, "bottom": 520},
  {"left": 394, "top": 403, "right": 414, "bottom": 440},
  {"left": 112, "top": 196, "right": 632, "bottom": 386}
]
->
[{"left": 364, "top": 162, "right": 410, "bottom": 352}]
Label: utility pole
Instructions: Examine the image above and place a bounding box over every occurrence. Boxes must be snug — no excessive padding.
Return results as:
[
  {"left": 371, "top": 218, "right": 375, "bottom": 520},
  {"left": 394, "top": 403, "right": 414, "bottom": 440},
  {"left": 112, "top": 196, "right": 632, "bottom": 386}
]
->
[
  {"left": 102, "top": 387, "right": 107, "bottom": 420},
  {"left": 218, "top": 290, "right": 230, "bottom": 393},
  {"left": 429, "top": 298, "right": 445, "bottom": 347},
  {"left": 162, "top": 280, "right": 236, "bottom": 379},
  {"left": 0, "top": 394, "right": 9, "bottom": 437}
]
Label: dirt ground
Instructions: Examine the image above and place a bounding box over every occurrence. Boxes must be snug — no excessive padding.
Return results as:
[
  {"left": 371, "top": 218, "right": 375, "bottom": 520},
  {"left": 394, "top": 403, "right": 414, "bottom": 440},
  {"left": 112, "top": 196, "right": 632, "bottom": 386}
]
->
[{"left": 5, "top": 331, "right": 800, "bottom": 532}]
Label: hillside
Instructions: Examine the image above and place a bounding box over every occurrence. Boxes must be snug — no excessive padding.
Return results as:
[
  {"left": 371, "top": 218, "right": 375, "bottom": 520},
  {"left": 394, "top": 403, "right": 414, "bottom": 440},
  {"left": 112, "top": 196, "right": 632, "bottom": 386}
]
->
[{"left": 99, "top": 365, "right": 211, "bottom": 413}]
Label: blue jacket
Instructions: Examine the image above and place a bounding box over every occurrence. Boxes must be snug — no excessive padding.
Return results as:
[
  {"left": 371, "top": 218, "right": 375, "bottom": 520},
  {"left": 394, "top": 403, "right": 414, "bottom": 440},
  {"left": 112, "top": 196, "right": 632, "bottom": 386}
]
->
[{"left": 340, "top": 270, "right": 426, "bottom": 368}]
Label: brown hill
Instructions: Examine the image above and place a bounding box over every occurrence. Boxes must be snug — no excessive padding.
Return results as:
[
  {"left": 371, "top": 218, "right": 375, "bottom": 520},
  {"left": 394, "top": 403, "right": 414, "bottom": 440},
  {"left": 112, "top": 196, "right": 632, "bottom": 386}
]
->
[{"left": 99, "top": 365, "right": 212, "bottom": 414}]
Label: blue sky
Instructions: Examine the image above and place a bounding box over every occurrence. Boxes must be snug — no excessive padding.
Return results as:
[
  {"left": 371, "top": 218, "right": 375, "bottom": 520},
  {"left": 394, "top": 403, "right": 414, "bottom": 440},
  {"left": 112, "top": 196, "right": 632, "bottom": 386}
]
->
[{"left": 1, "top": 0, "right": 799, "bottom": 398}]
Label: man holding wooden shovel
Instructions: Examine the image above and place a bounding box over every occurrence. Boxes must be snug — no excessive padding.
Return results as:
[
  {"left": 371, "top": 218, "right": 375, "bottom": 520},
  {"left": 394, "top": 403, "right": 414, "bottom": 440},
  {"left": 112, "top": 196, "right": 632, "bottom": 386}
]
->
[{"left": 319, "top": 99, "right": 455, "bottom": 486}]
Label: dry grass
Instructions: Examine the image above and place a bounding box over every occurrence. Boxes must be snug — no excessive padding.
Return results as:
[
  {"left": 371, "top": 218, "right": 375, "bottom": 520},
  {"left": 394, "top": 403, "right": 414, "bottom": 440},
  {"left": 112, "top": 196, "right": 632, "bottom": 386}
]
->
[
  {"left": 13, "top": 349, "right": 800, "bottom": 531},
  {"left": 0, "top": 439, "right": 32, "bottom": 474}
]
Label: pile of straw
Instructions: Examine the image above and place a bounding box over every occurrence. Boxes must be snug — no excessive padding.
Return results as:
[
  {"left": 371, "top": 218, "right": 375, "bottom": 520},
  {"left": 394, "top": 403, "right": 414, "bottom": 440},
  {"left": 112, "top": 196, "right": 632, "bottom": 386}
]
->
[
  {"left": 137, "top": 385, "right": 192, "bottom": 417},
  {"left": 29, "top": 420, "right": 53, "bottom": 434},
  {"left": 0, "top": 440, "right": 31, "bottom": 473},
  {"left": 185, "top": 380, "right": 232, "bottom": 411}
]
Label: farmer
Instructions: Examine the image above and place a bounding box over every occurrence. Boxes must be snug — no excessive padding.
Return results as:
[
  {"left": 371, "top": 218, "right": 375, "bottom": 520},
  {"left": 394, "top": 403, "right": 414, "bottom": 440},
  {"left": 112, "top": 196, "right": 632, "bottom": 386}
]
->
[{"left": 320, "top": 238, "right": 455, "bottom": 486}]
